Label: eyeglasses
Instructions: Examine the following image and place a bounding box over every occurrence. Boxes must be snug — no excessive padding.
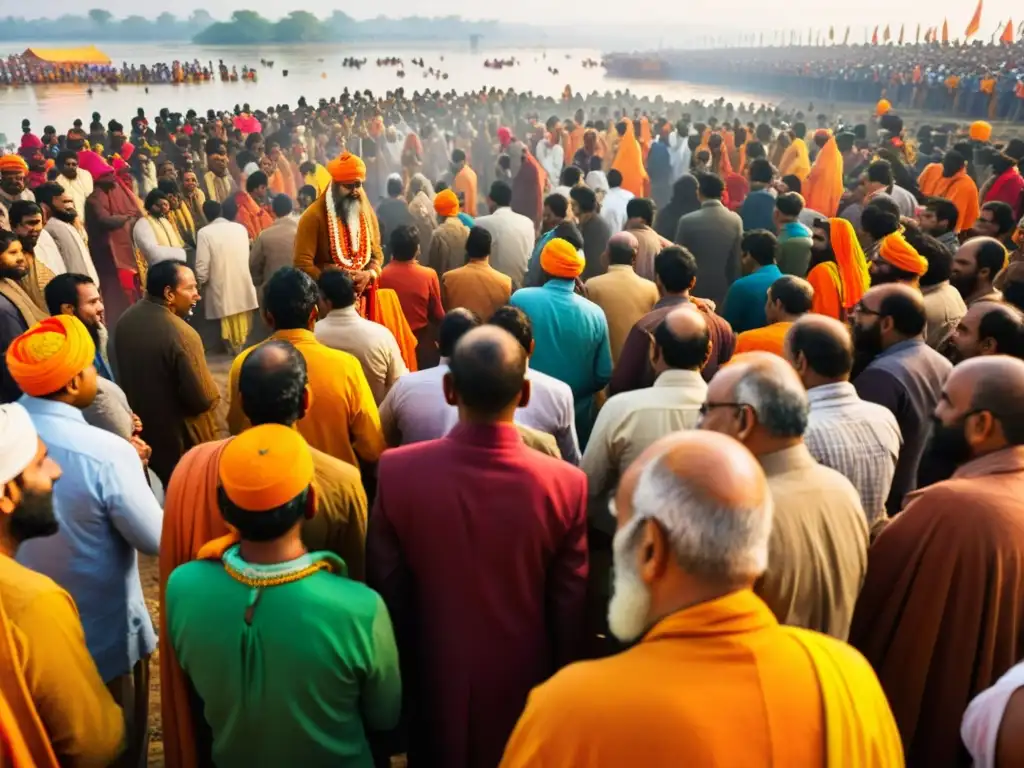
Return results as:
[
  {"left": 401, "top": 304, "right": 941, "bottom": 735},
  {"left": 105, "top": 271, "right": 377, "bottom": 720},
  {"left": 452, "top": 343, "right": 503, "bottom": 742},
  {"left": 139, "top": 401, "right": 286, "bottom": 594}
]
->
[
  {"left": 699, "top": 401, "right": 749, "bottom": 417},
  {"left": 853, "top": 302, "right": 881, "bottom": 317}
]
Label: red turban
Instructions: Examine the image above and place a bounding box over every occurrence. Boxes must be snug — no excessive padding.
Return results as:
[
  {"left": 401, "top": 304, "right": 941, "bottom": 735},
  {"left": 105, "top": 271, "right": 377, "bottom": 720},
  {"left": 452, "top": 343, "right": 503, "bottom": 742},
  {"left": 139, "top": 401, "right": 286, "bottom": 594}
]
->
[{"left": 327, "top": 152, "right": 367, "bottom": 184}]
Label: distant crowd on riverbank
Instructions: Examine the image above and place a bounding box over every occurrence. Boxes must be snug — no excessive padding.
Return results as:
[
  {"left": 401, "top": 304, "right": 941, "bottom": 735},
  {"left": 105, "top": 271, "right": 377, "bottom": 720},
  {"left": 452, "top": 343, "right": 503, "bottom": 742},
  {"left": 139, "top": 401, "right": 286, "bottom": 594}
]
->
[
  {"left": 0, "top": 55, "right": 260, "bottom": 87},
  {"left": 605, "top": 40, "right": 1024, "bottom": 122}
]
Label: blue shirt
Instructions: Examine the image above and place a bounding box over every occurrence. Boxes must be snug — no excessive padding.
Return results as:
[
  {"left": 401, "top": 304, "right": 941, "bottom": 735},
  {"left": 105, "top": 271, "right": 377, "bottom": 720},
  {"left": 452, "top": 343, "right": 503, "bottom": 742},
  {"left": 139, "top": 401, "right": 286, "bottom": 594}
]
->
[
  {"left": 779, "top": 220, "right": 812, "bottom": 242},
  {"left": 740, "top": 188, "right": 777, "bottom": 233},
  {"left": 510, "top": 280, "right": 612, "bottom": 447},
  {"left": 721, "top": 264, "right": 783, "bottom": 334},
  {"left": 17, "top": 396, "right": 162, "bottom": 681}
]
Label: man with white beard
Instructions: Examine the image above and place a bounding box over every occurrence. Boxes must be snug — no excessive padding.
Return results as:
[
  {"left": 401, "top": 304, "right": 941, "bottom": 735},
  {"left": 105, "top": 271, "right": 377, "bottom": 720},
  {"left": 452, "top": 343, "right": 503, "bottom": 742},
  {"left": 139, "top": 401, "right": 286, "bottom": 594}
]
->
[{"left": 500, "top": 430, "right": 903, "bottom": 767}]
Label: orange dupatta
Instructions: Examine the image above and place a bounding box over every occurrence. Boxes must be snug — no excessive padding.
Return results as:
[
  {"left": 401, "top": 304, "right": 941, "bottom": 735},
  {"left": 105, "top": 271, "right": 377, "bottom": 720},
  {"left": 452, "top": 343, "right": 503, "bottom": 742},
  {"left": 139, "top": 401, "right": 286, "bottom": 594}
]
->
[{"left": 371, "top": 288, "right": 419, "bottom": 372}]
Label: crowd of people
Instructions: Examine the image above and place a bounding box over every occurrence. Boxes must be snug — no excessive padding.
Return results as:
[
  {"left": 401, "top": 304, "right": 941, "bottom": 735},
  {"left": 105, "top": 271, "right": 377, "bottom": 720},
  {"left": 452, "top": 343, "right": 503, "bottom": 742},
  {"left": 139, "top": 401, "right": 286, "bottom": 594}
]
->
[
  {"left": 606, "top": 38, "right": 1024, "bottom": 120},
  {"left": 2, "top": 81, "right": 1024, "bottom": 768},
  {"left": 0, "top": 54, "right": 264, "bottom": 87}
]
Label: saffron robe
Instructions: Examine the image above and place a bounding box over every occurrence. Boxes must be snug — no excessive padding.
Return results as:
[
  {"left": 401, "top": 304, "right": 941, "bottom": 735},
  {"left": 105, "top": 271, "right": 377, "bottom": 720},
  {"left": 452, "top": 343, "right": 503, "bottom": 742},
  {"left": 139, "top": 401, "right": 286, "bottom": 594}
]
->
[
  {"left": 735, "top": 321, "right": 794, "bottom": 357},
  {"left": 611, "top": 121, "right": 650, "bottom": 198},
  {"left": 850, "top": 446, "right": 1024, "bottom": 767},
  {"left": 917, "top": 165, "right": 980, "bottom": 233},
  {"left": 805, "top": 136, "right": 845, "bottom": 217},
  {"left": 500, "top": 590, "right": 903, "bottom": 768},
  {"left": 158, "top": 437, "right": 371, "bottom": 768}
]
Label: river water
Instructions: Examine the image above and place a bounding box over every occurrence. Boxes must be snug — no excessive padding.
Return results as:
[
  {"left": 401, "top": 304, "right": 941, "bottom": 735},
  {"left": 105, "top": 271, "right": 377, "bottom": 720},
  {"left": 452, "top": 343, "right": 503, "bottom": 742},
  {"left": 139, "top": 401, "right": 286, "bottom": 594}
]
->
[{"left": 0, "top": 41, "right": 774, "bottom": 139}]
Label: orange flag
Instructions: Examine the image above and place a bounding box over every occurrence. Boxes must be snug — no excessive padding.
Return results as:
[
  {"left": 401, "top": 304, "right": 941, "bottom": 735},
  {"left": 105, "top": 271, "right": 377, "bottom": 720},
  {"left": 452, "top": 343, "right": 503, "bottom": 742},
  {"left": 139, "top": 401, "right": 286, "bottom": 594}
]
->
[
  {"left": 1001, "top": 19, "right": 1014, "bottom": 43},
  {"left": 942, "top": 19, "right": 950, "bottom": 42},
  {"left": 965, "top": 0, "right": 982, "bottom": 37},
  {"left": 898, "top": 24, "right": 905, "bottom": 44},
  {"left": 872, "top": 25, "right": 879, "bottom": 45},
  {"left": 883, "top": 24, "right": 891, "bottom": 42}
]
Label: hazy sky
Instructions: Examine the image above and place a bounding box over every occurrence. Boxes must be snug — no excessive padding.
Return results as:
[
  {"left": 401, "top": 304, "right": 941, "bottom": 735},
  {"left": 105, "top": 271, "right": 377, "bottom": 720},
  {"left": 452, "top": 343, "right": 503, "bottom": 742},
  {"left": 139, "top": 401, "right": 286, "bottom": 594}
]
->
[{"left": 36, "top": 0, "right": 1024, "bottom": 36}]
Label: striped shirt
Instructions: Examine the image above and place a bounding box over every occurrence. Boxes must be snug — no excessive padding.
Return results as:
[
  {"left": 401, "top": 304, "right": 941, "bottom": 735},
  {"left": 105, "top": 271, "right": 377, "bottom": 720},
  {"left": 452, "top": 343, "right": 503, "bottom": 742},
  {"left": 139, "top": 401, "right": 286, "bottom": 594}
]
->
[{"left": 804, "top": 382, "right": 902, "bottom": 525}]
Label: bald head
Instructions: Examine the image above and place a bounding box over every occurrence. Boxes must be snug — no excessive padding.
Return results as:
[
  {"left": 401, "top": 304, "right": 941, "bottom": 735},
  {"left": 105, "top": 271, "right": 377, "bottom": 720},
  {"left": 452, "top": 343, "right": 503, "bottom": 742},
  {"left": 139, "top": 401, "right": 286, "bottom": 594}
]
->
[
  {"left": 785, "top": 314, "right": 854, "bottom": 383},
  {"left": 614, "top": 431, "right": 773, "bottom": 585},
  {"left": 953, "top": 237, "right": 1009, "bottom": 298},
  {"left": 446, "top": 325, "right": 527, "bottom": 418},
  {"left": 945, "top": 356, "right": 1024, "bottom": 446},
  {"left": 704, "top": 352, "right": 809, "bottom": 442},
  {"left": 653, "top": 306, "right": 710, "bottom": 371},
  {"left": 238, "top": 340, "right": 309, "bottom": 426},
  {"left": 859, "top": 283, "right": 927, "bottom": 340},
  {"left": 607, "top": 231, "right": 640, "bottom": 265}
]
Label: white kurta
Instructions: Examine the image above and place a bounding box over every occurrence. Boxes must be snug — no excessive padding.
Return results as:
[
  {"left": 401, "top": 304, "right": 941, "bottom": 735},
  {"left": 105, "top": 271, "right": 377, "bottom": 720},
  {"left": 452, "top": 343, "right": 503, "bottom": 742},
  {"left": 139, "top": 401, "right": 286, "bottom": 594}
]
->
[
  {"left": 33, "top": 230, "right": 67, "bottom": 278},
  {"left": 133, "top": 218, "right": 186, "bottom": 267},
  {"left": 56, "top": 170, "right": 94, "bottom": 219},
  {"left": 194, "top": 217, "right": 258, "bottom": 320}
]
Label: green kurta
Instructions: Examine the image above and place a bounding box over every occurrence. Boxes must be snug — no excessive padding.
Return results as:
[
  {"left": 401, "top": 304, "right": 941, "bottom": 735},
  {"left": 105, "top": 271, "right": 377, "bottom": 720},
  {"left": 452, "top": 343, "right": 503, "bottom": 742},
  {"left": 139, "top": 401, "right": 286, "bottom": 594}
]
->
[{"left": 166, "top": 548, "right": 401, "bottom": 766}]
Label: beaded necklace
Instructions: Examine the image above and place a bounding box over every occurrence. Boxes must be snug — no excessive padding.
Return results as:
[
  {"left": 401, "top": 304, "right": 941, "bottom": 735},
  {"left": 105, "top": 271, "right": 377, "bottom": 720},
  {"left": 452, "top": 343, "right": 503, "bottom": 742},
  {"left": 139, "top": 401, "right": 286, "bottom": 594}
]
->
[
  {"left": 221, "top": 545, "right": 337, "bottom": 624},
  {"left": 325, "top": 184, "right": 370, "bottom": 270}
]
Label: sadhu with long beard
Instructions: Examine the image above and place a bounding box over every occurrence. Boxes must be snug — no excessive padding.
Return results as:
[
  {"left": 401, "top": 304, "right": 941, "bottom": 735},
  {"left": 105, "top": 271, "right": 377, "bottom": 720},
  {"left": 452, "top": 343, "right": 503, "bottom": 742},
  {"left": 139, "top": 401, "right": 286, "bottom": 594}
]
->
[
  {"left": 294, "top": 151, "right": 383, "bottom": 315},
  {"left": 294, "top": 151, "right": 417, "bottom": 369}
]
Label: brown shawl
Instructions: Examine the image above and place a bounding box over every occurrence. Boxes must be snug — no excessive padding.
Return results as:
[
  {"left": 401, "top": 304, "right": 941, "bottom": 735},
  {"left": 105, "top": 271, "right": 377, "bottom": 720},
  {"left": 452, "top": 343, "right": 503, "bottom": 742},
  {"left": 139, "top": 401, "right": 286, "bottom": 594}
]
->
[
  {"left": 849, "top": 446, "right": 1024, "bottom": 767},
  {"left": 0, "top": 278, "right": 48, "bottom": 327}
]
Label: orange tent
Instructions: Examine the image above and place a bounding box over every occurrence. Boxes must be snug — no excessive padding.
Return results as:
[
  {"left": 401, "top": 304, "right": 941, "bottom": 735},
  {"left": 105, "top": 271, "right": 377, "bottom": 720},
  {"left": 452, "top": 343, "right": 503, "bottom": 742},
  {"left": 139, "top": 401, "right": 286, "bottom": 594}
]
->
[{"left": 21, "top": 46, "right": 111, "bottom": 65}]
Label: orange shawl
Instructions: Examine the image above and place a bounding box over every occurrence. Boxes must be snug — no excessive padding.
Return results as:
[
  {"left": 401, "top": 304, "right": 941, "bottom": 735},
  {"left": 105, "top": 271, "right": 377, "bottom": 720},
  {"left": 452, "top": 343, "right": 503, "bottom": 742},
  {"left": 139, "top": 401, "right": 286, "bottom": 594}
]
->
[
  {"left": 159, "top": 439, "right": 232, "bottom": 768},
  {"left": 611, "top": 120, "right": 650, "bottom": 198},
  {"left": 804, "top": 136, "right": 844, "bottom": 217},
  {"left": 371, "top": 288, "right": 419, "bottom": 372},
  {"left": 234, "top": 192, "right": 273, "bottom": 241},
  {"left": 808, "top": 218, "right": 869, "bottom": 319},
  {"left": 917, "top": 164, "right": 980, "bottom": 233}
]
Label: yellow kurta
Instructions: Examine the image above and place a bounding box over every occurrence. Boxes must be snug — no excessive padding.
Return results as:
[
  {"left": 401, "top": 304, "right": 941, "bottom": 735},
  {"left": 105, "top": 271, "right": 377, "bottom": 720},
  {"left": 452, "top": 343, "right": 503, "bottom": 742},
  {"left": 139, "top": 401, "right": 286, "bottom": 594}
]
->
[
  {"left": 227, "top": 328, "right": 385, "bottom": 468},
  {"left": 500, "top": 590, "right": 903, "bottom": 768}
]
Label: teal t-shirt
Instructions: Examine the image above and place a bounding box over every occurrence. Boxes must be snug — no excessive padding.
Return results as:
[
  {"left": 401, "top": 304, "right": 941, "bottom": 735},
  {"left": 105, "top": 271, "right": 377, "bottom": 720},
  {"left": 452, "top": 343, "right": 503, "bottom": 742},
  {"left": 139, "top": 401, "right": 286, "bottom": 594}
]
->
[{"left": 166, "top": 551, "right": 401, "bottom": 767}]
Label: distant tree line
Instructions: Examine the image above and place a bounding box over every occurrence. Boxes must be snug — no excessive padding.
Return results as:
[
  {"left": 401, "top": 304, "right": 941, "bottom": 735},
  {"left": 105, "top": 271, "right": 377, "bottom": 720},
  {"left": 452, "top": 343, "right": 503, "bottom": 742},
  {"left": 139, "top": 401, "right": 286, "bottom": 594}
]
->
[
  {"left": 0, "top": 9, "right": 540, "bottom": 45},
  {"left": 0, "top": 10, "right": 215, "bottom": 42}
]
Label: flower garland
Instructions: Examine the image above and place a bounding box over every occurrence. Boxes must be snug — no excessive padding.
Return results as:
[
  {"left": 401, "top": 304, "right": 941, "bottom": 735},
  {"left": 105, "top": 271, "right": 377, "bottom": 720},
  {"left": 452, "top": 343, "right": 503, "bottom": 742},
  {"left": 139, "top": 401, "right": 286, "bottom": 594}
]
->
[{"left": 325, "top": 184, "right": 370, "bottom": 270}]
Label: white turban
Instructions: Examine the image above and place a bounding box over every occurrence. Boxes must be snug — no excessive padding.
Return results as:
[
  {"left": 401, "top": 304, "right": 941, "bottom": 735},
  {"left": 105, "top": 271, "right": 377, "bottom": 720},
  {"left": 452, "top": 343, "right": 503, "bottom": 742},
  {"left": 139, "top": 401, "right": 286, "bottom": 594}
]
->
[{"left": 0, "top": 403, "right": 38, "bottom": 494}]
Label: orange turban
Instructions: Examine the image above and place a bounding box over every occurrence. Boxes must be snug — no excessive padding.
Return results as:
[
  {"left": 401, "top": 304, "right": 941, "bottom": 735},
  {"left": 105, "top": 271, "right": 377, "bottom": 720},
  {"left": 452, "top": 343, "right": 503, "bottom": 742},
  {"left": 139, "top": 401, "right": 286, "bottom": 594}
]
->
[
  {"left": 0, "top": 154, "right": 28, "bottom": 174},
  {"left": 219, "top": 424, "right": 314, "bottom": 512},
  {"left": 434, "top": 189, "right": 460, "bottom": 218},
  {"left": 326, "top": 152, "right": 366, "bottom": 184},
  {"left": 875, "top": 99, "right": 892, "bottom": 116},
  {"left": 540, "top": 237, "right": 585, "bottom": 279},
  {"left": 828, "top": 218, "right": 870, "bottom": 310},
  {"left": 5, "top": 316, "right": 96, "bottom": 397},
  {"left": 969, "top": 121, "right": 992, "bottom": 142},
  {"left": 878, "top": 231, "right": 928, "bottom": 276}
]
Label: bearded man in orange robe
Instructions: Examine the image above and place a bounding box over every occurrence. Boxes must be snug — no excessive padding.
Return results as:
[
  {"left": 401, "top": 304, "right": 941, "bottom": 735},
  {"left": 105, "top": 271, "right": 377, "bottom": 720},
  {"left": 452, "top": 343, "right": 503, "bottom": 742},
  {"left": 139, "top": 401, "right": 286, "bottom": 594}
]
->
[{"left": 294, "top": 152, "right": 384, "bottom": 316}]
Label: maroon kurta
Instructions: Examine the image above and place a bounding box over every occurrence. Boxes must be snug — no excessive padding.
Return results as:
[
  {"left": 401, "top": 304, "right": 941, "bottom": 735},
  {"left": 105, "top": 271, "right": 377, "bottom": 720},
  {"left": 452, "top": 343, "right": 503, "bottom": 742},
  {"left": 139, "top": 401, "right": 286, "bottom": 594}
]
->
[
  {"left": 849, "top": 445, "right": 1024, "bottom": 768},
  {"left": 85, "top": 186, "right": 138, "bottom": 323},
  {"left": 511, "top": 152, "right": 545, "bottom": 232},
  {"left": 367, "top": 422, "right": 588, "bottom": 768}
]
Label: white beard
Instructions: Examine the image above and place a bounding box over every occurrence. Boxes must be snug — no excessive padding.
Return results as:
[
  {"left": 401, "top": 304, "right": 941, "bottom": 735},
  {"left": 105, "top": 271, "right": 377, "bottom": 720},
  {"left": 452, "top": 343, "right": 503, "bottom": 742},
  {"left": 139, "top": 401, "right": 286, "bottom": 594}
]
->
[
  {"left": 340, "top": 195, "right": 361, "bottom": 252},
  {"left": 607, "top": 526, "right": 652, "bottom": 643}
]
